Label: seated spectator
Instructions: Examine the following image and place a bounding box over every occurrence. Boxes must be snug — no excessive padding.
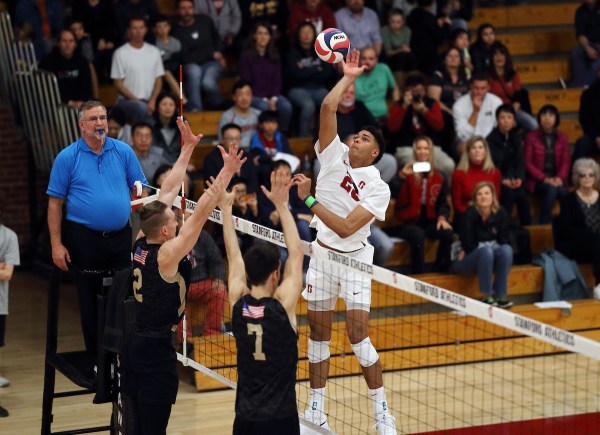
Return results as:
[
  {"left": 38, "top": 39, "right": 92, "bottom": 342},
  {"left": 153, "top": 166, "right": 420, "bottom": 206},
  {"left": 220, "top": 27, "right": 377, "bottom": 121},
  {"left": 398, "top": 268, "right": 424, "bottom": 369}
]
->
[
  {"left": 230, "top": 178, "right": 260, "bottom": 253},
  {"left": 286, "top": 22, "right": 334, "bottom": 137},
  {"left": 39, "top": 30, "right": 94, "bottom": 109},
  {"left": 388, "top": 74, "right": 455, "bottom": 178},
  {"left": 218, "top": 80, "right": 261, "bottom": 150},
  {"left": 449, "top": 28, "right": 473, "bottom": 76},
  {"left": 288, "top": 0, "right": 336, "bottom": 40},
  {"left": 386, "top": 136, "right": 454, "bottom": 273},
  {"left": 572, "top": 67, "right": 600, "bottom": 162},
  {"left": 407, "top": 0, "right": 450, "bottom": 75},
  {"left": 239, "top": 22, "right": 293, "bottom": 134},
  {"left": 204, "top": 123, "right": 259, "bottom": 194},
  {"left": 193, "top": 0, "right": 241, "bottom": 50},
  {"left": 486, "top": 104, "right": 531, "bottom": 225},
  {"left": 452, "top": 181, "right": 514, "bottom": 308},
  {"left": 524, "top": 105, "right": 570, "bottom": 224},
  {"left": 152, "top": 15, "right": 184, "bottom": 103},
  {"left": 114, "top": 0, "right": 159, "bottom": 45},
  {"left": 355, "top": 46, "right": 400, "bottom": 124},
  {"left": 571, "top": 0, "right": 600, "bottom": 87},
  {"left": 469, "top": 23, "right": 496, "bottom": 74},
  {"left": 250, "top": 111, "right": 294, "bottom": 185},
  {"left": 427, "top": 47, "right": 470, "bottom": 158},
  {"left": 555, "top": 158, "right": 600, "bottom": 291},
  {"left": 15, "top": 0, "right": 63, "bottom": 59},
  {"left": 488, "top": 42, "right": 537, "bottom": 132},
  {"left": 380, "top": 8, "right": 417, "bottom": 89},
  {"left": 68, "top": 18, "right": 94, "bottom": 63},
  {"left": 107, "top": 106, "right": 132, "bottom": 145},
  {"left": 334, "top": 0, "right": 382, "bottom": 54},
  {"left": 453, "top": 72, "right": 503, "bottom": 156},
  {"left": 130, "top": 121, "right": 169, "bottom": 182},
  {"left": 150, "top": 93, "right": 181, "bottom": 164},
  {"left": 451, "top": 135, "right": 501, "bottom": 230},
  {"left": 111, "top": 17, "right": 164, "bottom": 123},
  {"left": 172, "top": 0, "right": 225, "bottom": 112}
]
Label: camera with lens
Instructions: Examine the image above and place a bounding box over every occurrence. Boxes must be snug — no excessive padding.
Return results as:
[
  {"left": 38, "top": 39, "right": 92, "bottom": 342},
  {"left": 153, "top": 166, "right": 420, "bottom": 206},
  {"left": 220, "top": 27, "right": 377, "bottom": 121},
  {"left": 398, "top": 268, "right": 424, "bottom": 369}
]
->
[{"left": 412, "top": 92, "right": 422, "bottom": 104}]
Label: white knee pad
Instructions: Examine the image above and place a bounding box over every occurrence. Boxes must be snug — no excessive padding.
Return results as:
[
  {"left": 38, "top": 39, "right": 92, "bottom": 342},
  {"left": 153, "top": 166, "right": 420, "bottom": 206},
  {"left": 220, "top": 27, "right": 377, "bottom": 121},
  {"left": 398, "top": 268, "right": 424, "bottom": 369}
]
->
[
  {"left": 351, "top": 337, "right": 379, "bottom": 368},
  {"left": 307, "top": 339, "right": 331, "bottom": 363}
]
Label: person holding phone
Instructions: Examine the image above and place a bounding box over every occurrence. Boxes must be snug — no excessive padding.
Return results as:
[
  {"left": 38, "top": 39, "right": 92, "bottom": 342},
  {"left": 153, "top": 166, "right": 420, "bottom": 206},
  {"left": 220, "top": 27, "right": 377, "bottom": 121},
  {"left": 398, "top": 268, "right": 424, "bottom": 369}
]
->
[{"left": 385, "top": 136, "right": 454, "bottom": 274}]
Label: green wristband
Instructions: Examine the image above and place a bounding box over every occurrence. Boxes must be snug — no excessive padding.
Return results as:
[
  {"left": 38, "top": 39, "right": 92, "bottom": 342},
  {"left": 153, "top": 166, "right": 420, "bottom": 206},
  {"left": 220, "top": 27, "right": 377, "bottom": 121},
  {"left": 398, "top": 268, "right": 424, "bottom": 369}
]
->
[{"left": 304, "top": 195, "right": 317, "bottom": 209}]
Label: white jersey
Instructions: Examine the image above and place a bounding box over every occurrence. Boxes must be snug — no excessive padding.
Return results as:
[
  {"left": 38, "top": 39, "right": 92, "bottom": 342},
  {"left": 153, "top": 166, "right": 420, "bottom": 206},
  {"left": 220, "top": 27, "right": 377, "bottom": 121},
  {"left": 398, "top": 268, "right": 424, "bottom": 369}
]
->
[{"left": 312, "top": 136, "right": 390, "bottom": 252}]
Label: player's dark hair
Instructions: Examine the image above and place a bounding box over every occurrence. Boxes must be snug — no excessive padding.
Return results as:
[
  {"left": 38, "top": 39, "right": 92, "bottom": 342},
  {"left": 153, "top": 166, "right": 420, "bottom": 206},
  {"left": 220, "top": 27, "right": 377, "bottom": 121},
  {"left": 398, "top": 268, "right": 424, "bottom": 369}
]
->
[
  {"left": 258, "top": 110, "right": 278, "bottom": 124},
  {"left": 131, "top": 121, "right": 153, "bottom": 136},
  {"left": 537, "top": 104, "right": 560, "bottom": 128},
  {"left": 360, "top": 125, "right": 385, "bottom": 165},
  {"left": 243, "top": 243, "right": 281, "bottom": 286},
  {"left": 139, "top": 201, "right": 169, "bottom": 238}
]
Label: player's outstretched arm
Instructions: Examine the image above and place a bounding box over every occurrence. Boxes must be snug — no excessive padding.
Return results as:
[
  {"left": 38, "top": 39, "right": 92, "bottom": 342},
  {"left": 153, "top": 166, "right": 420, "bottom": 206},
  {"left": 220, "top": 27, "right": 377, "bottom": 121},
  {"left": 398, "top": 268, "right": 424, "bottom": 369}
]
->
[
  {"left": 319, "top": 49, "right": 365, "bottom": 152},
  {"left": 158, "top": 117, "right": 202, "bottom": 207},
  {"left": 218, "top": 186, "right": 249, "bottom": 307},
  {"left": 262, "top": 170, "right": 303, "bottom": 316},
  {"left": 293, "top": 173, "right": 374, "bottom": 238}
]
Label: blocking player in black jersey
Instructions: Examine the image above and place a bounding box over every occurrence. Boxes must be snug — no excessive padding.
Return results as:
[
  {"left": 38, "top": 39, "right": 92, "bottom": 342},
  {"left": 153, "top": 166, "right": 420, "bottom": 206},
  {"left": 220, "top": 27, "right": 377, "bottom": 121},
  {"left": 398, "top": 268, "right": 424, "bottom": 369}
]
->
[
  {"left": 122, "top": 117, "right": 245, "bottom": 435},
  {"left": 219, "top": 169, "right": 304, "bottom": 435}
]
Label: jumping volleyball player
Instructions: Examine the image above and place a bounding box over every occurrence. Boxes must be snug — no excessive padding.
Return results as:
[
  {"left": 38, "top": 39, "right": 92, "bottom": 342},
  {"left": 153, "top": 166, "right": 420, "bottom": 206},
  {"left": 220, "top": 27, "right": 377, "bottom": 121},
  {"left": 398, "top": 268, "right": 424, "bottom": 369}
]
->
[{"left": 293, "top": 49, "right": 397, "bottom": 434}]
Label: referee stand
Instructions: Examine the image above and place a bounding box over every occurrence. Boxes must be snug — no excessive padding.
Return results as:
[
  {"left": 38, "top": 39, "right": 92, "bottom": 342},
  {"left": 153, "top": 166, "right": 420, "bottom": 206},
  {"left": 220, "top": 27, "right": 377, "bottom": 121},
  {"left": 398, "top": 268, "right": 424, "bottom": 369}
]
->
[{"left": 41, "top": 267, "right": 125, "bottom": 435}]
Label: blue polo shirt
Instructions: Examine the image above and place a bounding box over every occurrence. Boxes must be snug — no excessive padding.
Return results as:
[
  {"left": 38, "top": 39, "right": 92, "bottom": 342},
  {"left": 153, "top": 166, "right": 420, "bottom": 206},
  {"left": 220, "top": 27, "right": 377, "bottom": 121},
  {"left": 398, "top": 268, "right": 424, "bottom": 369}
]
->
[{"left": 47, "top": 137, "right": 147, "bottom": 232}]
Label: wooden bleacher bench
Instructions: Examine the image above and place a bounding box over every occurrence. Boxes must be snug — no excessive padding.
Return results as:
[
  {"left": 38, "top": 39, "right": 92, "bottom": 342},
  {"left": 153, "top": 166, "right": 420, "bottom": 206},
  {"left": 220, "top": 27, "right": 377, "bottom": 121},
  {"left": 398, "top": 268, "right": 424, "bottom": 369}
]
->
[
  {"left": 515, "top": 58, "right": 571, "bottom": 85},
  {"left": 98, "top": 85, "right": 117, "bottom": 108},
  {"left": 498, "top": 28, "right": 576, "bottom": 56},
  {"left": 561, "top": 118, "right": 583, "bottom": 144},
  {"left": 470, "top": 3, "right": 579, "bottom": 30},
  {"left": 530, "top": 88, "right": 582, "bottom": 115}
]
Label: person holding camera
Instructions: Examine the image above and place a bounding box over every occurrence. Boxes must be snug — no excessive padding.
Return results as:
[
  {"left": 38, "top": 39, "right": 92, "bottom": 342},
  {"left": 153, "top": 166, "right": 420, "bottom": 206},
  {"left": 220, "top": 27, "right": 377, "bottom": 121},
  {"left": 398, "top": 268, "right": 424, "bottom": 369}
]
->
[{"left": 388, "top": 74, "right": 455, "bottom": 179}]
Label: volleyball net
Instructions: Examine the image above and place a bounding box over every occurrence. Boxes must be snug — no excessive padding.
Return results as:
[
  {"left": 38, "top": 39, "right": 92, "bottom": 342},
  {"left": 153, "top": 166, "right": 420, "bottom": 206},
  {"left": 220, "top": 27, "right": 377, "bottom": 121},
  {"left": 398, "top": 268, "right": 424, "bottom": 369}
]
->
[{"left": 136, "top": 191, "right": 600, "bottom": 434}]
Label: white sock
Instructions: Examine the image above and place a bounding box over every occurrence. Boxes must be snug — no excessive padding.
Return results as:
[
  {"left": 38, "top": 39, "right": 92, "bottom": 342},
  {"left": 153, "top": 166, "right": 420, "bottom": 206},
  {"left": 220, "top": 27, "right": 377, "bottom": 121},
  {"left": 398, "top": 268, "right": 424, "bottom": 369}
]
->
[
  {"left": 308, "top": 387, "right": 326, "bottom": 414},
  {"left": 369, "top": 386, "right": 388, "bottom": 416}
]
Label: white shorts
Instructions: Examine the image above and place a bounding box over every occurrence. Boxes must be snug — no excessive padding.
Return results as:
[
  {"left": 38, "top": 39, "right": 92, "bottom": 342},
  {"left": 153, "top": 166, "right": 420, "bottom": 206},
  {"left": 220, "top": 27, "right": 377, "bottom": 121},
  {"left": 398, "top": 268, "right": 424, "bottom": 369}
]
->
[{"left": 302, "top": 242, "right": 374, "bottom": 312}]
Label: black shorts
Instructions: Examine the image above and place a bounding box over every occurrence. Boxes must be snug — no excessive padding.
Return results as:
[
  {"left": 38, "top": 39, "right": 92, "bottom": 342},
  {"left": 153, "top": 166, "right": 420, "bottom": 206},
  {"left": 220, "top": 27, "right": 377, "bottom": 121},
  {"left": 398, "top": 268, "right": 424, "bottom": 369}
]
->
[
  {"left": 0, "top": 315, "right": 5, "bottom": 347},
  {"left": 233, "top": 414, "right": 300, "bottom": 435},
  {"left": 121, "top": 333, "right": 178, "bottom": 405}
]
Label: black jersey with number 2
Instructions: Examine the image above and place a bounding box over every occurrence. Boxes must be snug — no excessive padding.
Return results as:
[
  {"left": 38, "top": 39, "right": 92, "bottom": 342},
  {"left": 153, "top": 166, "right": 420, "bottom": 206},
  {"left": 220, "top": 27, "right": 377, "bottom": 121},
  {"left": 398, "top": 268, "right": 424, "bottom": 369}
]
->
[{"left": 232, "top": 294, "right": 298, "bottom": 421}]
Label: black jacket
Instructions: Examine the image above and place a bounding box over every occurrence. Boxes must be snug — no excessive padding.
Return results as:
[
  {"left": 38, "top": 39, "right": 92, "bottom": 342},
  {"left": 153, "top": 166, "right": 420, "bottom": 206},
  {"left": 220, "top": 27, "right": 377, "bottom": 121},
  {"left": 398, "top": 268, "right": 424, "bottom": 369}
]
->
[
  {"left": 579, "top": 79, "right": 600, "bottom": 139},
  {"left": 555, "top": 191, "right": 600, "bottom": 259},
  {"left": 459, "top": 206, "right": 511, "bottom": 254},
  {"left": 486, "top": 127, "right": 525, "bottom": 180}
]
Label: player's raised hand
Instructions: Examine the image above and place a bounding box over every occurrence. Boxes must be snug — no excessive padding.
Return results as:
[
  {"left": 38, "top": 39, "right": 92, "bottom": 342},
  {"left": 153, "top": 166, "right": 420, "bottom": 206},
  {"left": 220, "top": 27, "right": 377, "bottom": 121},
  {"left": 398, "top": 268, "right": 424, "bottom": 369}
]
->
[
  {"left": 219, "top": 143, "right": 246, "bottom": 174},
  {"left": 176, "top": 116, "right": 203, "bottom": 152},
  {"left": 262, "top": 169, "right": 292, "bottom": 208},
  {"left": 204, "top": 176, "right": 225, "bottom": 205},
  {"left": 342, "top": 48, "right": 366, "bottom": 79},
  {"left": 292, "top": 173, "right": 313, "bottom": 200},
  {"left": 217, "top": 184, "right": 238, "bottom": 214}
]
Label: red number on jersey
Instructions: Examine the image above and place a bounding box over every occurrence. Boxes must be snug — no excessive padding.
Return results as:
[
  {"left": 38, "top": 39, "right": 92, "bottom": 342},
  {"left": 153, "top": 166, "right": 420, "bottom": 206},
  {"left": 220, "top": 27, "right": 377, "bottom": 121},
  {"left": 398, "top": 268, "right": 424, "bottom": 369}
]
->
[
  {"left": 307, "top": 284, "right": 313, "bottom": 293},
  {"left": 340, "top": 176, "right": 359, "bottom": 201}
]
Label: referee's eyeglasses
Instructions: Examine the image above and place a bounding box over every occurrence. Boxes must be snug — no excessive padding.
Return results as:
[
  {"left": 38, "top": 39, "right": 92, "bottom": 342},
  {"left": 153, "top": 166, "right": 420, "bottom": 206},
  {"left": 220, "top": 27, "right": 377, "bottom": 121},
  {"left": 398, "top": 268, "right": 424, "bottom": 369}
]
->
[{"left": 83, "top": 115, "right": 108, "bottom": 122}]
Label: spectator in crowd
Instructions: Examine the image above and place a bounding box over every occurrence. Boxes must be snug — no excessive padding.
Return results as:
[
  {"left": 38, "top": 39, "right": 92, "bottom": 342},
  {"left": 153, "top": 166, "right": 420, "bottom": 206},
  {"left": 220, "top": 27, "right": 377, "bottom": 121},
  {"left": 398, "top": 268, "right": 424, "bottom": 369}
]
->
[
  {"left": 114, "top": 0, "right": 159, "bottom": 44},
  {"left": 239, "top": 22, "right": 293, "bottom": 134},
  {"left": 218, "top": 80, "right": 261, "bottom": 150},
  {"left": 288, "top": 0, "right": 336, "bottom": 40},
  {"left": 386, "top": 136, "right": 454, "bottom": 274},
  {"left": 70, "top": 0, "right": 116, "bottom": 82},
  {"left": 469, "top": 23, "right": 496, "bottom": 73},
  {"left": 335, "top": 0, "right": 382, "bottom": 54},
  {"left": 68, "top": 18, "right": 94, "bottom": 63},
  {"left": 204, "top": 123, "right": 259, "bottom": 194},
  {"left": 15, "top": 0, "right": 63, "bottom": 58},
  {"left": 427, "top": 47, "right": 470, "bottom": 158},
  {"left": 107, "top": 106, "right": 132, "bottom": 145},
  {"left": 453, "top": 72, "right": 503, "bottom": 156},
  {"left": 380, "top": 8, "right": 417, "bottom": 89},
  {"left": 354, "top": 46, "right": 399, "bottom": 124},
  {"left": 171, "top": 0, "right": 225, "bottom": 112},
  {"left": 150, "top": 93, "right": 181, "bottom": 164},
  {"left": 193, "top": 0, "right": 241, "bottom": 50},
  {"left": 111, "top": 17, "right": 164, "bottom": 123},
  {"left": 450, "top": 28, "right": 473, "bottom": 75},
  {"left": 152, "top": 164, "right": 192, "bottom": 208},
  {"left": 452, "top": 135, "right": 501, "bottom": 230},
  {"left": 250, "top": 111, "right": 294, "bottom": 186},
  {"left": 486, "top": 104, "right": 531, "bottom": 225},
  {"left": 524, "top": 104, "right": 570, "bottom": 224},
  {"left": 555, "top": 158, "right": 600, "bottom": 291},
  {"left": 452, "top": 181, "right": 513, "bottom": 308},
  {"left": 388, "top": 74, "right": 455, "bottom": 178},
  {"left": 571, "top": 0, "right": 600, "bottom": 87},
  {"left": 286, "top": 22, "right": 334, "bottom": 137},
  {"left": 407, "top": 0, "right": 450, "bottom": 75},
  {"left": 439, "top": 0, "right": 473, "bottom": 32},
  {"left": 39, "top": 29, "right": 95, "bottom": 109},
  {"left": 238, "top": 0, "right": 289, "bottom": 46},
  {"left": 230, "top": 178, "right": 260, "bottom": 253},
  {"left": 487, "top": 42, "right": 537, "bottom": 132},
  {"left": 572, "top": 66, "right": 600, "bottom": 162},
  {"left": 151, "top": 16, "right": 184, "bottom": 103},
  {"left": 131, "top": 121, "right": 169, "bottom": 182}
]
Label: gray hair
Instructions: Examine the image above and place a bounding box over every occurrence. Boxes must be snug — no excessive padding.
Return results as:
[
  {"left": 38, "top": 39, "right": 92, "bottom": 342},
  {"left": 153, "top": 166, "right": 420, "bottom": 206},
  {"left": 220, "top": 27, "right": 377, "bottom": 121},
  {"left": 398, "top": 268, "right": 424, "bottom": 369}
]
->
[
  {"left": 78, "top": 100, "right": 106, "bottom": 121},
  {"left": 572, "top": 158, "right": 600, "bottom": 189}
]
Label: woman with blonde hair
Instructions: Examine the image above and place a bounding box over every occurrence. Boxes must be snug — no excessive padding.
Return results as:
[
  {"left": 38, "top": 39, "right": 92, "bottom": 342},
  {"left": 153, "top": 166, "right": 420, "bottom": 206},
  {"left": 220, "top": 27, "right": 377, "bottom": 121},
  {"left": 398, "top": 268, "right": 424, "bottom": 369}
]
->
[
  {"left": 453, "top": 181, "right": 513, "bottom": 308},
  {"left": 451, "top": 135, "right": 501, "bottom": 230},
  {"left": 386, "top": 136, "right": 454, "bottom": 273}
]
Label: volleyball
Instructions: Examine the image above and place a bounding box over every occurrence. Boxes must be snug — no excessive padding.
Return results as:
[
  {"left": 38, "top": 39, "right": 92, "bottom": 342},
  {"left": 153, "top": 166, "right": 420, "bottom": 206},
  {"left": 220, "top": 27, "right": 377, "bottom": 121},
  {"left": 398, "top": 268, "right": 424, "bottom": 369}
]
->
[{"left": 314, "top": 28, "right": 350, "bottom": 64}]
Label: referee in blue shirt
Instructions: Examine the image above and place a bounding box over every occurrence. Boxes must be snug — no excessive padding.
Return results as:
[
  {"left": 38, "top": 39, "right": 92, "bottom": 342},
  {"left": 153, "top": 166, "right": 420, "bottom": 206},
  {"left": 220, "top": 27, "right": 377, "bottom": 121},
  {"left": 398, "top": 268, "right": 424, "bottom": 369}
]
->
[{"left": 47, "top": 100, "right": 147, "bottom": 355}]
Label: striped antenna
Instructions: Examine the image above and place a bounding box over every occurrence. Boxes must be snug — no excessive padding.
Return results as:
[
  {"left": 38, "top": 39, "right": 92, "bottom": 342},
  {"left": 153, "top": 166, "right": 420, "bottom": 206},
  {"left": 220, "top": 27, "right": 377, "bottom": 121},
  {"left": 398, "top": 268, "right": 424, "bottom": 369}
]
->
[{"left": 179, "top": 64, "right": 189, "bottom": 364}]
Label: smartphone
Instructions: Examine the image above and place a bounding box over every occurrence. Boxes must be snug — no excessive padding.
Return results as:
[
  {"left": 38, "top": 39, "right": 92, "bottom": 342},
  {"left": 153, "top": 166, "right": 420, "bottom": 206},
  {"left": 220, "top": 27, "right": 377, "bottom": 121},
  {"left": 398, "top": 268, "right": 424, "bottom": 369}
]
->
[{"left": 413, "top": 162, "right": 431, "bottom": 173}]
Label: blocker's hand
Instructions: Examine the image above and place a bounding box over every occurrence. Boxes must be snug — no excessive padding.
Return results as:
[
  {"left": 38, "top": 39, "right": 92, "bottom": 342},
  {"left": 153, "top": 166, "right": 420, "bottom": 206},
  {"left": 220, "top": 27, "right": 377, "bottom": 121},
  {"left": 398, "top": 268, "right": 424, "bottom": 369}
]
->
[{"left": 292, "top": 173, "right": 313, "bottom": 201}]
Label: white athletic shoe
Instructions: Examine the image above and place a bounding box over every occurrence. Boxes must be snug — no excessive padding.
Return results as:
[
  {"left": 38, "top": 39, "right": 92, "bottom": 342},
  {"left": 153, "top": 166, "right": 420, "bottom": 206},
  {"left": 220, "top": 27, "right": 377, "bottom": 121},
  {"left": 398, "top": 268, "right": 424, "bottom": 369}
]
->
[
  {"left": 303, "top": 409, "right": 330, "bottom": 430},
  {"left": 0, "top": 375, "right": 9, "bottom": 388},
  {"left": 374, "top": 412, "right": 397, "bottom": 435}
]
